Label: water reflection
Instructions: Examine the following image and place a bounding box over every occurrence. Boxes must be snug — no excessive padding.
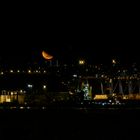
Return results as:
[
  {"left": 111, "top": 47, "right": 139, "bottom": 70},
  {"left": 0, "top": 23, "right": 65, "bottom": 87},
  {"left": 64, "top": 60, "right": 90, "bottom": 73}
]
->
[
  {"left": 0, "top": 91, "right": 71, "bottom": 108},
  {"left": 0, "top": 95, "right": 25, "bottom": 104}
]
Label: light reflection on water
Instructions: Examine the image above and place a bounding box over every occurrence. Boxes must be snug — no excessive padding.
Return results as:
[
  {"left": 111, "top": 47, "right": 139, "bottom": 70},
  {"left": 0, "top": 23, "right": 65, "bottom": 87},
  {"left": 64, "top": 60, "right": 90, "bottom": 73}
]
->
[
  {"left": 0, "top": 92, "right": 70, "bottom": 108},
  {"left": 1, "top": 93, "right": 140, "bottom": 111},
  {"left": 0, "top": 95, "right": 25, "bottom": 104}
]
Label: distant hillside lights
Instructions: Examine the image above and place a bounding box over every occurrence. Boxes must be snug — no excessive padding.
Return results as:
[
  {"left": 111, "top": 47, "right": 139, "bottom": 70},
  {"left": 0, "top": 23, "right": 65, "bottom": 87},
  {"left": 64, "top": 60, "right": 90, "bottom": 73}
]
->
[{"left": 0, "top": 69, "right": 49, "bottom": 75}]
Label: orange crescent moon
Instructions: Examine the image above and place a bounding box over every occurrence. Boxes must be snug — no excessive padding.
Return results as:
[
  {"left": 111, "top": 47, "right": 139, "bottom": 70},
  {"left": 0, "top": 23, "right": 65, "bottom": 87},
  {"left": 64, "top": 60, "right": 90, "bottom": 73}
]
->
[{"left": 42, "top": 51, "right": 53, "bottom": 60}]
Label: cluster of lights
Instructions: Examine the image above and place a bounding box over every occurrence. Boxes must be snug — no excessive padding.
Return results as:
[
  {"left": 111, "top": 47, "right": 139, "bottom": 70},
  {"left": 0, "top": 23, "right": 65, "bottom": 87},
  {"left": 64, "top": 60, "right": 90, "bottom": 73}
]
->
[
  {"left": 0, "top": 69, "right": 48, "bottom": 74},
  {"left": 1, "top": 90, "right": 26, "bottom": 95},
  {"left": 27, "top": 84, "right": 33, "bottom": 88},
  {"left": 79, "top": 60, "right": 85, "bottom": 65}
]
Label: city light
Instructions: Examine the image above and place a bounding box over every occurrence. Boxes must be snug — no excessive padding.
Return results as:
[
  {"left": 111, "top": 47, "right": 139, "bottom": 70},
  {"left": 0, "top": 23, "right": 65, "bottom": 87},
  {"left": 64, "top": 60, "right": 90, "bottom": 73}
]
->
[
  {"left": 73, "top": 74, "right": 77, "bottom": 77},
  {"left": 35, "top": 70, "right": 39, "bottom": 73},
  {"left": 43, "top": 70, "right": 46, "bottom": 73},
  {"left": 43, "top": 85, "right": 47, "bottom": 89},
  {"left": 11, "top": 92, "right": 14, "bottom": 95},
  {"left": 27, "top": 84, "right": 33, "bottom": 88},
  {"left": 28, "top": 70, "right": 31, "bottom": 73},
  {"left": 79, "top": 60, "right": 85, "bottom": 65},
  {"left": 112, "top": 59, "right": 116, "bottom": 64},
  {"left": 0, "top": 72, "right": 4, "bottom": 75},
  {"left": 0, "top": 56, "right": 140, "bottom": 110},
  {"left": 10, "top": 70, "right": 13, "bottom": 73},
  {"left": 94, "top": 94, "right": 108, "bottom": 100}
]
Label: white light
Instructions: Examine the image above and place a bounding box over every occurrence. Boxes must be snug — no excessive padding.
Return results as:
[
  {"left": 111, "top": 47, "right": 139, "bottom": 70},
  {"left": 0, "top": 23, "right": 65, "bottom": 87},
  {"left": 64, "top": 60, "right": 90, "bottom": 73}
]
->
[
  {"left": 73, "top": 74, "right": 77, "bottom": 77},
  {"left": 10, "top": 70, "right": 13, "bottom": 73},
  {"left": 17, "top": 70, "right": 20, "bottom": 73},
  {"left": 101, "top": 75, "right": 104, "bottom": 77},
  {"left": 20, "top": 107, "right": 24, "bottom": 109},
  {"left": 109, "top": 100, "right": 112, "bottom": 103},
  {"left": 0, "top": 72, "right": 4, "bottom": 75},
  {"left": 69, "top": 91, "right": 74, "bottom": 95},
  {"left": 43, "top": 85, "right": 46, "bottom": 89},
  {"left": 28, "top": 70, "right": 31, "bottom": 73},
  {"left": 20, "top": 90, "right": 23, "bottom": 93},
  {"left": 27, "top": 84, "right": 33, "bottom": 88},
  {"left": 42, "top": 107, "right": 46, "bottom": 109}
]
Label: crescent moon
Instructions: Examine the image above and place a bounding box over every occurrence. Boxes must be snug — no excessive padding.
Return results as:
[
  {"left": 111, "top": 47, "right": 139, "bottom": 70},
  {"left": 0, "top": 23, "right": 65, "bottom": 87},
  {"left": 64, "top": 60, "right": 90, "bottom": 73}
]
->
[{"left": 42, "top": 51, "right": 53, "bottom": 60}]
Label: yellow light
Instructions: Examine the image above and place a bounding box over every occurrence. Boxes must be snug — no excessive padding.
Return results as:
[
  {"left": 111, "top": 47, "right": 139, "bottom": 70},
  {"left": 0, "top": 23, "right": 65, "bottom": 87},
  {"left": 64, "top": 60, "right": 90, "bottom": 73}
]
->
[
  {"left": 112, "top": 59, "right": 116, "bottom": 64},
  {"left": 94, "top": 94, "right": 108, "bottom": 100},
  {"left": 79, "top": 60, "right": 85, "bottom": 65},
  {"left": 6, "top": 96, "right": 11, "bottom": 102}
]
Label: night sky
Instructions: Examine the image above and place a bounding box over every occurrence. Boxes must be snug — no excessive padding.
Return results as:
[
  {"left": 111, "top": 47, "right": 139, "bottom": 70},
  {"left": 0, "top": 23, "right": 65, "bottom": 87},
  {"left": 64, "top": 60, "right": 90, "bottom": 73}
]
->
[{"left": 0, "top": 6, "right": 139, "bottom": 65}]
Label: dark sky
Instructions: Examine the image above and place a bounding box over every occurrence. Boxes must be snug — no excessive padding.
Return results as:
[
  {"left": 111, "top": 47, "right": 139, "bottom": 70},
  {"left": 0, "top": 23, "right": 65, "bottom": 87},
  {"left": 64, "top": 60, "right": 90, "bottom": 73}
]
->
[{"left": 0, "top": 6, "right": 139, "bottom": 65}]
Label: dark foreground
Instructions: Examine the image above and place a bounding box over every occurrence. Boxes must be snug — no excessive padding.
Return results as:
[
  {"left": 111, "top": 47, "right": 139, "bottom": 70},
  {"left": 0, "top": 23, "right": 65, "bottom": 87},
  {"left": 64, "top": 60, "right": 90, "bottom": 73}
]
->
[{"left": 1, "top": 107, "right": 140, "bottom": 140}]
